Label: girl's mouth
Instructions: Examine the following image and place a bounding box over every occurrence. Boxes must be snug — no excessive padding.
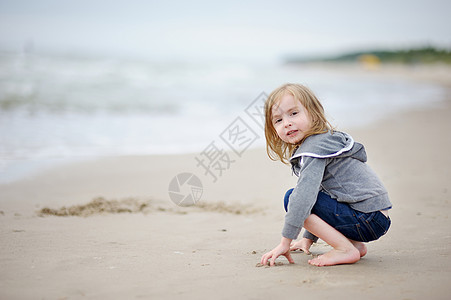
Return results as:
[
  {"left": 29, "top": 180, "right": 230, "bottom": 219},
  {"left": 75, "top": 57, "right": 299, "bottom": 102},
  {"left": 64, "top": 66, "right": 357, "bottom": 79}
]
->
[{"left": 287, "top": 130, "right": 298, "bottom": 136}]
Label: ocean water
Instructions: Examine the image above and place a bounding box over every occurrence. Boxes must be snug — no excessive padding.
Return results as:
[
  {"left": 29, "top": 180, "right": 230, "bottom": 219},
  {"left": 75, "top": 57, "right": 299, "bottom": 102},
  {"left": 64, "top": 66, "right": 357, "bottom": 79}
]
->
[{"left": 0, "top": 52, "right": 446, "bottom": 183}]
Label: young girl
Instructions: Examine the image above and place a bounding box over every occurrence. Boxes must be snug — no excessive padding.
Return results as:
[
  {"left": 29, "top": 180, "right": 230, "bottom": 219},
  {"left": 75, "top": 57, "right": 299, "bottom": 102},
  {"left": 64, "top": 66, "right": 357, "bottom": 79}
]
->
[{"left": 260, "top": 83, "right": 392, "bottom": 267}]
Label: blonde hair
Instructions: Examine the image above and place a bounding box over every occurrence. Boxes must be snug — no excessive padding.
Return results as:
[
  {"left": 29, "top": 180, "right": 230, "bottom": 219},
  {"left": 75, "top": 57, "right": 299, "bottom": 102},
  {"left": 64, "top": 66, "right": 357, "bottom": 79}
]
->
[{"left": 264, "top": 83, "right": 333, "bottom": 164}]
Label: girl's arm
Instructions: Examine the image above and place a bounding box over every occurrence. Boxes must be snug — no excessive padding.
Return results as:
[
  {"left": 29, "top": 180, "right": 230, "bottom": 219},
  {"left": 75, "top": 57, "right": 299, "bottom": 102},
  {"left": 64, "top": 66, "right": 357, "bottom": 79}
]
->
[
  {"left": 261, "top": 156, "right": 326, "bottom": 266},
  {"left": 283, "top": 156, "right": 326, "bottom": 239}
]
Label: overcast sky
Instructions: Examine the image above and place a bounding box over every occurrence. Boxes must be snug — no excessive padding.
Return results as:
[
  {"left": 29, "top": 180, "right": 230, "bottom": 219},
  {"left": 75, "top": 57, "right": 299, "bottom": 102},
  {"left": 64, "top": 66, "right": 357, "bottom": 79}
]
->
[{"left": 0, "top": 0, "right": 450, "bottom": 62}]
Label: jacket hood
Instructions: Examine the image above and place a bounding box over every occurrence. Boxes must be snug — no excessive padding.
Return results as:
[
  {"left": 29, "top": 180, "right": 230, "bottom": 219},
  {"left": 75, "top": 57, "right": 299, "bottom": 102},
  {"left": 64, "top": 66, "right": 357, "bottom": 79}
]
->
[{"left": 290, "top": 131, "right": 367, "bottom": 165}]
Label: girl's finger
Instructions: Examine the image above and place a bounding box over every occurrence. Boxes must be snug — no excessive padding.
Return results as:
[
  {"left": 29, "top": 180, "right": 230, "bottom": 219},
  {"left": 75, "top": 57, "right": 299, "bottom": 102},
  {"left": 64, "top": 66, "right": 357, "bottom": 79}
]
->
[
  {"left": 270, "top": 255, "right": 277, "bottom": 266},
  {"left": 285, "top": 252, "right": 295, "bottom": 264},
  {"left": 261, "top": 252, "right": 271, "bottom": 265}
]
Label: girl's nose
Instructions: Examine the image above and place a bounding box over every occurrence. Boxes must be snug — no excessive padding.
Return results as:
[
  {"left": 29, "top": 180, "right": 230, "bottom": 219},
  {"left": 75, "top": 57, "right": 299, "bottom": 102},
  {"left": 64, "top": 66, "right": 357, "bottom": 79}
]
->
[{"left": 284, "top": 119, "right": 291, "bottom": 127}]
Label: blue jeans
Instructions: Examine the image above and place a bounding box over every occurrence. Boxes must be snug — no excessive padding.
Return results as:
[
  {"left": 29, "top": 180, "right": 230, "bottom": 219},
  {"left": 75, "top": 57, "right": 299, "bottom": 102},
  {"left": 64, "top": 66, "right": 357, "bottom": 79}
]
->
[{"left": 284, "top": 188, "right": 390, "bottom": 242}]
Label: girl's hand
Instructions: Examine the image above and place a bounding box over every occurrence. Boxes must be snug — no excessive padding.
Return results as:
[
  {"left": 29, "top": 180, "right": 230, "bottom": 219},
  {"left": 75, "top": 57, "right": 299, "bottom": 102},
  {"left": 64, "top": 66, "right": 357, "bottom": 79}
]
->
[
  {"left": 290, "top": 238, "right": 313, "bottom": 254},
  {"left": 261, "top": 237, "right": 295, "bottom": 266}
]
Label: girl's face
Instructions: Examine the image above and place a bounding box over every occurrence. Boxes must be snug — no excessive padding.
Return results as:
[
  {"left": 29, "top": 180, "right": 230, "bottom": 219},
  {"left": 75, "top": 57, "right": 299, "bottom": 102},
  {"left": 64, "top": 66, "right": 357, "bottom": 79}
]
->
[{"left": 271, "top": 93, "right": 312, "bottom": 144}]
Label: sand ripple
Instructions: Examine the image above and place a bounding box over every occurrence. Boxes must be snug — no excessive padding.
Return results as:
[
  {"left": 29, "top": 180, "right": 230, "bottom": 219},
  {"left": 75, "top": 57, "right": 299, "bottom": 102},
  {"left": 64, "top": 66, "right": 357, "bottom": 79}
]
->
[
  {"left": 38, "top": 197, "right": 150, "bottom": 217},
  {"left": 37, "top": 197, "right": 264, "bottom": 217}
]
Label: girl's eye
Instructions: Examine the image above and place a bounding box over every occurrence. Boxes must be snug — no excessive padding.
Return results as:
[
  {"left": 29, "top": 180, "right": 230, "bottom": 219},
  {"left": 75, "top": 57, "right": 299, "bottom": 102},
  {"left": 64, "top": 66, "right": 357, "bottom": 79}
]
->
[
  {"left": 274, "top": 119, "right": 282, "bottom": 124},
  {"left": 291, "top": 111, "right": 298, "bottom": 116}
]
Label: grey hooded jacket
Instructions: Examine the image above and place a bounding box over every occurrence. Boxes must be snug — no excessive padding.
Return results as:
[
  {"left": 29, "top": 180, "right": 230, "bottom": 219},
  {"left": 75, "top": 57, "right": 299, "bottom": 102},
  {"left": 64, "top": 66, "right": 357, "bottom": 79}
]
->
[{"left": 282, "top": 131, "right": 392, "bottom": 240}]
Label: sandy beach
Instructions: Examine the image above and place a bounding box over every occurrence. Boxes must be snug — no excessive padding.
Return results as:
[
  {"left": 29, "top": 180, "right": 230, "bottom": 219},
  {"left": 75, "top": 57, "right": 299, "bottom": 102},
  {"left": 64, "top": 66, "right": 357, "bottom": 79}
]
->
[{"left": 1, "top": 65, "right": 450, "bottom": 299}]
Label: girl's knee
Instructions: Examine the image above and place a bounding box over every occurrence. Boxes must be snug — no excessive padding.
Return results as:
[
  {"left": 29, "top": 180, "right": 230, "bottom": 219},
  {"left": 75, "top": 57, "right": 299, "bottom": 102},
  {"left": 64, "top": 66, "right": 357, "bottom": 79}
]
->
[{"left": 304, "top": 214, "right": 321, "bottom": 226}]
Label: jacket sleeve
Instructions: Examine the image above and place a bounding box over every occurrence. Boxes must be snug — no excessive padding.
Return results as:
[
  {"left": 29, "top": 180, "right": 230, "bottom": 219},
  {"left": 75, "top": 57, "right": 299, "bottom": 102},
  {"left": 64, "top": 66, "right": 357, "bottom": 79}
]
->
[
  {"left": 303, "top": 230, "right": 319, "bottom": 243},
  {"left": 282, "top": 156, "right": 326, "bottom": 240}
]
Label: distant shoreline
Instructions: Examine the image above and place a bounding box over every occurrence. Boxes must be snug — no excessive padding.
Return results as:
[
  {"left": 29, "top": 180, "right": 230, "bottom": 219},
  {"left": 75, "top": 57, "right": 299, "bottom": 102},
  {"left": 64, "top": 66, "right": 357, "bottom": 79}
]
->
[{"left": 284, "top": 46, "right": 451, "bottom": 65}]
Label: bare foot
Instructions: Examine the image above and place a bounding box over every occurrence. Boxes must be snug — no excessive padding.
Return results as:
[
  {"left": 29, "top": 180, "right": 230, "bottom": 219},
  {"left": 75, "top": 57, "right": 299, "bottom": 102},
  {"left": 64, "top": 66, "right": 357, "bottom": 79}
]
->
[
  {"left": 350, "top": 240, "right": 367, "bottom": 257},
  {"left": 308, "top": 248, "right": 360, "bottom": 267}
]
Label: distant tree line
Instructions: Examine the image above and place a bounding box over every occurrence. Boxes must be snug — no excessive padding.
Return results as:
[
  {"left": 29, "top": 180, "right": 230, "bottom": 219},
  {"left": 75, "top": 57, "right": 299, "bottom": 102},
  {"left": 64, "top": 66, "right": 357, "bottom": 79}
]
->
[{"left": 285, "top": 47, "right": 451, "bottom": 64}]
